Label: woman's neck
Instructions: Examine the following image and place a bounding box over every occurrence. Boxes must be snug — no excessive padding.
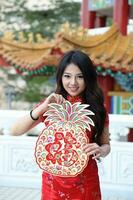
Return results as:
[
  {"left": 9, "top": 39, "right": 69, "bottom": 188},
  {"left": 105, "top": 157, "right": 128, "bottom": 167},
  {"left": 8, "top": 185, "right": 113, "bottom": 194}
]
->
[{"left": 67, "top": 95, "right": 83, "bottom": 104}]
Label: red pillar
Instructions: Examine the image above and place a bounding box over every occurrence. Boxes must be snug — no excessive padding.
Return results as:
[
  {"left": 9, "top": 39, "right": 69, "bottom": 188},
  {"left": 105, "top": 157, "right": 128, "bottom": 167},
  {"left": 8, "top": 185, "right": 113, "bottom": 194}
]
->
[
  {"left": 81, "top": 0, "right": 96, "bottom": 28},
  {"left": 98, "top": 75, "right": 114, "bottom": 113},
  {"left": 96, "top": 16, "right": 107, "bottom": 27},
  {"left": 88, "top": 11, "right": 96, "bottom": 28},
  {"left": 113, "top": 0, "right": 129, "bottom": 35},
  {"left": 81, "top": 0, "right": 89, "bottom": 28}
]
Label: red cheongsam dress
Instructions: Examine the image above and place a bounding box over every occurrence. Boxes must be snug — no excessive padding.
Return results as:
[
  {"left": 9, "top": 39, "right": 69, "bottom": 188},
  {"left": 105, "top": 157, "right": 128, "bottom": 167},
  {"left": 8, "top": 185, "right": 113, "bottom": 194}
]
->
[{"left": 37, "top": 96, "right": 109, "bottom": 200}]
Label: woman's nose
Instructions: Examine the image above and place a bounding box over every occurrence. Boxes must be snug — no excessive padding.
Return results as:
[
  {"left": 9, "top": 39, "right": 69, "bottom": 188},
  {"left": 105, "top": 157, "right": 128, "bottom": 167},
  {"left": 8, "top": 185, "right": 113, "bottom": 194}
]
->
[{"left": 70, "top": 77, "right": 77, "bottom": 84}]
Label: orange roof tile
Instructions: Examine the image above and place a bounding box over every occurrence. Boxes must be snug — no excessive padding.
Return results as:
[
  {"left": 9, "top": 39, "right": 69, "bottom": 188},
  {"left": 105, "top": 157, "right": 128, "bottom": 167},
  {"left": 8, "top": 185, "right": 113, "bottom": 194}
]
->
[{"left": 0, "top": 24, "right": 133, "bottom": 73}]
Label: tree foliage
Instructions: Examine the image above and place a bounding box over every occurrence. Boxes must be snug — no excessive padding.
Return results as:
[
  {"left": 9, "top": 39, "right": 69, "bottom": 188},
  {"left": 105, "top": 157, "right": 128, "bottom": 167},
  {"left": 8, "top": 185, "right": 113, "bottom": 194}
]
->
[
  {"left": 15, "top": 76, "right": 51, "bottom": 103},
  {"left": 0, "top": 0, "right": 81, "bottom": 105},
  {"left": 1, "top": 0, "right": 81, "bottom": 37}
]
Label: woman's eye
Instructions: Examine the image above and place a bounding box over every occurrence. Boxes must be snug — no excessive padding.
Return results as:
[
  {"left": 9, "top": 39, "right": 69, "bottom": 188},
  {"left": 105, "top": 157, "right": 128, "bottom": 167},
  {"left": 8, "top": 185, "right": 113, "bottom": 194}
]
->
[
  {"left": 64, "top": 74, "right": 70, "bottom": 78},
  {"left": 77, "top": 75, "right": 83, "bottom": 79}
]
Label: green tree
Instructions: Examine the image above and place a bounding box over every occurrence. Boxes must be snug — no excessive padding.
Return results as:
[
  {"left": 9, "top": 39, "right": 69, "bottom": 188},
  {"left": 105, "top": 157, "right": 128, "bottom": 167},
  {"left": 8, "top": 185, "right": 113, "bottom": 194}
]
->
[
  {"left": 0, "top": 0, "right": 81, "bottom": 37},
  {"left": 0, "top": 0, "right": 81, "bottom": 105},
  {"left": 16, "top": 76, "right": 52, "bottom": 103}
]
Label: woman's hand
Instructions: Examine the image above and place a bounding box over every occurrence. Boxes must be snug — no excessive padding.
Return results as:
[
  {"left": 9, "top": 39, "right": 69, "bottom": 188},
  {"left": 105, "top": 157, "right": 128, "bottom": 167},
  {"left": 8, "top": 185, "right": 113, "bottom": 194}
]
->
[
  {"left": 35, "top": 93, "right": 65, "bottom": 117},
  {"left": 83, "top": 143, "right": 102, "bottom": 159},
  {"left": 45, "top": 93, "right": 65, "bottom": 105},
  {"left": 82, "top": 143, "right": 110, "bottom": 159}
]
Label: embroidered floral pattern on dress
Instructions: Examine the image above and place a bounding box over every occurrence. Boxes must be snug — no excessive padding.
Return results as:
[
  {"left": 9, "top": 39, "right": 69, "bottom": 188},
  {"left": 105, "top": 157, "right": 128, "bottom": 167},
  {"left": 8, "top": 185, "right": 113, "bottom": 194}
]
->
[
  {"left": 46, "top": 174, "right": 54, "bottom": 187},
  {"left": 58, "top": 191, "right": 70, "bottom": 199}
]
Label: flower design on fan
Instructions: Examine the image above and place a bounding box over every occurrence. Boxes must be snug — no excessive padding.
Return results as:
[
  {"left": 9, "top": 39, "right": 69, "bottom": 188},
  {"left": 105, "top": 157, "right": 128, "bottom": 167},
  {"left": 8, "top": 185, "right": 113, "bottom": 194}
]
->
[{"left": 35, "top": 100, "right": 95, "bottom": 177}]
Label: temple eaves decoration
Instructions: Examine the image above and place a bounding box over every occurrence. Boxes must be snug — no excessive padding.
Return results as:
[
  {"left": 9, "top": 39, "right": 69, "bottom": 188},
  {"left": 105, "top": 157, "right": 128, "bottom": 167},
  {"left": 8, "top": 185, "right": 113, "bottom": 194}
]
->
[{"left": 0, "top": 23, "right": 133, "bottom": 76}]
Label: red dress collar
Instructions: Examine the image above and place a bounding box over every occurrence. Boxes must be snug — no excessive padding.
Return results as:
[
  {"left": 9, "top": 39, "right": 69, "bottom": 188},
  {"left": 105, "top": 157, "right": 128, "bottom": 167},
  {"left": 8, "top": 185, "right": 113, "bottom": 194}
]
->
[{"left": 67, "top": 95, "right": 83, "bottom": 104}]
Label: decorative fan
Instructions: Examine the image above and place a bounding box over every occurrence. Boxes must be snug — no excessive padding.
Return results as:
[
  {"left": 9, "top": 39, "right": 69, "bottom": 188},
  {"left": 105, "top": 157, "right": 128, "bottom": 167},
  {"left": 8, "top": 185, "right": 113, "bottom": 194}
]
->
[{"left": 35, "top": 100, "right": 95, "bottom": 177}]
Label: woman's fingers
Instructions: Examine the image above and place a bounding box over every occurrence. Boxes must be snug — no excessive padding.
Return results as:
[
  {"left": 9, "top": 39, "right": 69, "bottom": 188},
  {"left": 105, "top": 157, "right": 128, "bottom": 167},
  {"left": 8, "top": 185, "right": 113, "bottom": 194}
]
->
[
  {"left": 46, "top": 93, "right": 59, "bottom": 104},
  {"left": 82, "top": 143, "right": 98, "bottom": 152},
  {"left": 82, "top": 143, "right": 101, "bottom": 159},
  {"left": 57, "top": 95, "right": 66, "bottom": 104},
  {"left": 48, "top": 93, "right": 65, "bottom": 104},
  {"left": 42, "top": 93, "right": 66, "bottom": 116}
]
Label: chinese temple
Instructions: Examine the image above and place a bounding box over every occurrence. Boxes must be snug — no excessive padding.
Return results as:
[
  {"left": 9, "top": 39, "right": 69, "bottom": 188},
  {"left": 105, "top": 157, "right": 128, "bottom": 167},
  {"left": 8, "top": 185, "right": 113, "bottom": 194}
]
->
[
  {"left": 1, "top": 2, "right": 133, "bottom": 197},
  {"left": 0, "top": 0, "right": 133, "bottom": 114},
  {"left": 81, "top": 0, "right": 133, "bottom": 114}
]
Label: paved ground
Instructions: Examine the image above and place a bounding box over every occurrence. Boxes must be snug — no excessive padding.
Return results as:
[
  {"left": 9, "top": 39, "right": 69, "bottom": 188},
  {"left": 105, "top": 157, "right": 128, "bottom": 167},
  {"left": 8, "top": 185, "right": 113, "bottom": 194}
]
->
[{"left": 0, "top": 187, "right": 41, "bottom": 200}]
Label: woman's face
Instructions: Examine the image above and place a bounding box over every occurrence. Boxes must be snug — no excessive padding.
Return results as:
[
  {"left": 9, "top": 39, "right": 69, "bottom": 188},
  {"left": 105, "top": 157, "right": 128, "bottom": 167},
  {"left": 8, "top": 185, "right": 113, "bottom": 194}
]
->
[{"left": 62, "top": 63, "right": 86, "bottom": 96}]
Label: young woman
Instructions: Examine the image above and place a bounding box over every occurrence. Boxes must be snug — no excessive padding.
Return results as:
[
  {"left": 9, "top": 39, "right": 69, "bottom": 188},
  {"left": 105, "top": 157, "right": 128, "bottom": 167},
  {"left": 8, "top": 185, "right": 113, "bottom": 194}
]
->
[{"left": 11, "top": 50, "right": 110, "bottom": 200}]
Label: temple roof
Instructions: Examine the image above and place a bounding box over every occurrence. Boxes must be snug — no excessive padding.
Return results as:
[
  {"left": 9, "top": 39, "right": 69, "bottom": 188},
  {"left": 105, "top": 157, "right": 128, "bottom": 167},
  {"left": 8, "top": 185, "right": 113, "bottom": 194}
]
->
[{"left": 0, "top": 24, "right": 133, "bottom": 75}]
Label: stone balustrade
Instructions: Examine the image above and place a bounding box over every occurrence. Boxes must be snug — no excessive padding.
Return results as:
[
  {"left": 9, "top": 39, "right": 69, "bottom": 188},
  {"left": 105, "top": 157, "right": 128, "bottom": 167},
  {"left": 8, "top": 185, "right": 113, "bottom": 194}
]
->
[{"left": 0, "top": 110, "right": 133, "bottom": 200}]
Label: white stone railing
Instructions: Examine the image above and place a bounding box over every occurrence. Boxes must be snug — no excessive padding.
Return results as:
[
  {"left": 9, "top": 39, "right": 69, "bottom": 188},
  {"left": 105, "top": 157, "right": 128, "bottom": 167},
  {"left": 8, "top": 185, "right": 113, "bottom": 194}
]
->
[
  {"left": 0, "top": 110, "right": 133, "bottom": 199},
  {"left": 99, "top": 140, "right": 133, "bottom": 200},
  {"left": 0, "top": 110, "right": 133, "bottom": 141},
  {"left": 109, "top": 114, "right": 133, "bottom": 141},
  {"left": 0, "top": 137, "right": 133, "bottom": 199},
  {"left": 0, "top": 135, "right": 42, "bottom": 188},
  {"left": 0, "top": 109, "right": 43, "bottom": 136}
]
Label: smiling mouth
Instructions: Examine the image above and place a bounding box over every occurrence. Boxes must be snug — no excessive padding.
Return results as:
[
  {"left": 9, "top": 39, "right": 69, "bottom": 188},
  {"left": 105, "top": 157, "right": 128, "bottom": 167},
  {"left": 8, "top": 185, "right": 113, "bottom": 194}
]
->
[{"left": 69, "top": 88, "right": 78, "bottom": 92}]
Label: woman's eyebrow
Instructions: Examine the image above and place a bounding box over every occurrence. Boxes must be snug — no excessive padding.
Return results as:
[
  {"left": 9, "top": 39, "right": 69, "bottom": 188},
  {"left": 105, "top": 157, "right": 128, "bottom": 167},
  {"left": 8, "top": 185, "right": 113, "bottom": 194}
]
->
[{"left": 63, "top": 72, "right": 83, "bottom": 75}]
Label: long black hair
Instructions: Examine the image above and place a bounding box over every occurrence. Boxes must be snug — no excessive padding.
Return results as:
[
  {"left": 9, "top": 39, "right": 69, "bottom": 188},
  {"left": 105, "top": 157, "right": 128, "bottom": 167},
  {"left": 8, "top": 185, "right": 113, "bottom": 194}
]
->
[{"left": 55, "top": 50, "right": 106, "bottom": 145}]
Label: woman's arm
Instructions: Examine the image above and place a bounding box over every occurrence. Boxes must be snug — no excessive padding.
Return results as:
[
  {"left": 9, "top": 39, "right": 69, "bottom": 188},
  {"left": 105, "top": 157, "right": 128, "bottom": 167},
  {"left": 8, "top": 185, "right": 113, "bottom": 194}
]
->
[
  {"left": 11, "top": 93, "right": 65, "bottom": 136},
  {"left": 11, "top": 100, "right": 48, "bottom": 136},
  {"left": 98, "top": 126, "right": 111, "bottom": 158}
]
